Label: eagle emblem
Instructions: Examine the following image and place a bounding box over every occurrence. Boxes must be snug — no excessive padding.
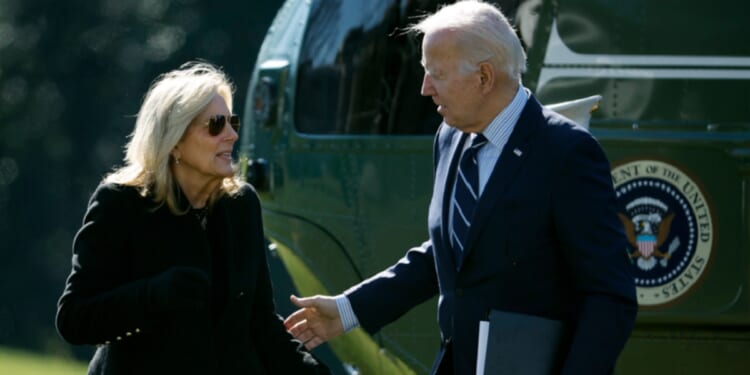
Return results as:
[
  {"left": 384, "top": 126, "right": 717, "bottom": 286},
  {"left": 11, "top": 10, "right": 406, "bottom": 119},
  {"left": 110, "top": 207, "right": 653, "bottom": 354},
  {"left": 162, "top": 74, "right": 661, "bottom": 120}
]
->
[
  {"left": 612, "top": 160, "right": 714, "bottom": 306},
  {"left": 619, "top": 211, "right": 679, "bottom": 271}
]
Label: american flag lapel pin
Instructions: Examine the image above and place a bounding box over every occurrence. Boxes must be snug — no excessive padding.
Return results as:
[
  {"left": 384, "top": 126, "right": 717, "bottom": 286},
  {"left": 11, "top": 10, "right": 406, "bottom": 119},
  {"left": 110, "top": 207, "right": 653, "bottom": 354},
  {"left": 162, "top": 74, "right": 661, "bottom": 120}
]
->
[{"left": 513, "top": 148, "right": 522, "bottom": 157}]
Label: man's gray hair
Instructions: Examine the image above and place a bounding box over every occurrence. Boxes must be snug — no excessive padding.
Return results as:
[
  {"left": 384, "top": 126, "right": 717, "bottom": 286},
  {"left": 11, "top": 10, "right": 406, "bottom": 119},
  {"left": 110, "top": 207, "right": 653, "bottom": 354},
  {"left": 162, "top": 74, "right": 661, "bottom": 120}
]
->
[{"left": 409, "top": 0, "right": 526, "bottom": 80}]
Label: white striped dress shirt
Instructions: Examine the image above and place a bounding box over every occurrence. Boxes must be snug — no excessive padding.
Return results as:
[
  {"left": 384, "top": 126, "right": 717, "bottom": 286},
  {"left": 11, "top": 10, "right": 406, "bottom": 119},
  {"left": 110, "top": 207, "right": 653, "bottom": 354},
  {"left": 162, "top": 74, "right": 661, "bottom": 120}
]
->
[
  {"left": 448, "top": 85, "right": 528, "bottom": 241},
  {"left": 469, "top": 84, "right": 528, "bottom": 196}
]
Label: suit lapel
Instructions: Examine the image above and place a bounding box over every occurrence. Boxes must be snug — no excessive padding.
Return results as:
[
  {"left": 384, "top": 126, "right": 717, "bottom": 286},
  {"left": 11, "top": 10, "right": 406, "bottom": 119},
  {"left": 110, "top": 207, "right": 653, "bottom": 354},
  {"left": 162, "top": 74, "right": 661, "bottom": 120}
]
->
[
  {"left": 441, "top": 131, "right": 469, "bottom": 243},
  {"left": 432, "top": 126, "right": 468, "bottom": 270},
  {"left": 462, "top": 97, "right": 545, "bottom": 257}
]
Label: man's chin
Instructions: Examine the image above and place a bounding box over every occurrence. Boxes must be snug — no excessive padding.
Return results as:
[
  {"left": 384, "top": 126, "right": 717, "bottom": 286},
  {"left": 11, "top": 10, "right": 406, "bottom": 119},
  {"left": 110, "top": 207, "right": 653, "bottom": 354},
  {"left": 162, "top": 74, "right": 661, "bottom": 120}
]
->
[{"left": 443, "top": 118, "right": 461, "bottom": 129}]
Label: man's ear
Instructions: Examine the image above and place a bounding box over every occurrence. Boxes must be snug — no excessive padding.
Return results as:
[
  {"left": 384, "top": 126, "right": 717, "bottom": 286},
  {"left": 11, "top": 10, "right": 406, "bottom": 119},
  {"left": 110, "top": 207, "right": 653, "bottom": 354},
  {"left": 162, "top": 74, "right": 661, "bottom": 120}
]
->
[{"left": 478, "top": 62, "right": 495, "bottom": 94}]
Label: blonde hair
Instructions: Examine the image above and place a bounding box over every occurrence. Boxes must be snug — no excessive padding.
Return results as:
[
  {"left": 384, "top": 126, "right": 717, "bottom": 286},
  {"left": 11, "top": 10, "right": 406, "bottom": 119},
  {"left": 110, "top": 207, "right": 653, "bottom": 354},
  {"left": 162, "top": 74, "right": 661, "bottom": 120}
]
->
[
  {"left": 410, "top": 0, "right": 527, "bottom": 80},
  {"left": 105, "top": 61, "right": 243, "bottom": 214}
]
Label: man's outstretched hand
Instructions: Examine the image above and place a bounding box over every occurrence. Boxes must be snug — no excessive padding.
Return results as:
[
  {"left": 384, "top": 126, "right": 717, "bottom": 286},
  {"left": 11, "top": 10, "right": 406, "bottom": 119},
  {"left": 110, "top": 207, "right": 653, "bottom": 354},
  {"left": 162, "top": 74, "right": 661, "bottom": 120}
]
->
[{"left": 284, "top": 295, "right": 344, "bottom": 350}]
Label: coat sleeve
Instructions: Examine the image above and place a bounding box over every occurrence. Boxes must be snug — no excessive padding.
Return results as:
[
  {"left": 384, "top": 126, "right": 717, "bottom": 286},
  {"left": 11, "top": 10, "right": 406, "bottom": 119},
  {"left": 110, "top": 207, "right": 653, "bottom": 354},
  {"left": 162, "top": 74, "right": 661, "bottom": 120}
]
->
[
  {"left": 56, "top": 183, "right": 150, "bottom": 345},
  {"left": 551, "top": 131, "right": 638, "bottom": 374},
  {"left": 345, "top": 240, "right": 439, "bottom": 335},
  {"left": 240, "top": 188, "right": 330, "bottom": 374}
]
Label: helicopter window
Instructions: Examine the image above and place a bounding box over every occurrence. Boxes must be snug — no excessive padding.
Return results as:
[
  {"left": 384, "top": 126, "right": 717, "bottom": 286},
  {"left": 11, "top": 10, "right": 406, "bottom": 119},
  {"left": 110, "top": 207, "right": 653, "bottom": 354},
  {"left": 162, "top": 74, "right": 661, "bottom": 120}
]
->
[
  {"left": 556, "top": 0, "right": 748, "bottom": 56},
  {"left": 295, "top": 0, "right": 443, "bottom": 135}
]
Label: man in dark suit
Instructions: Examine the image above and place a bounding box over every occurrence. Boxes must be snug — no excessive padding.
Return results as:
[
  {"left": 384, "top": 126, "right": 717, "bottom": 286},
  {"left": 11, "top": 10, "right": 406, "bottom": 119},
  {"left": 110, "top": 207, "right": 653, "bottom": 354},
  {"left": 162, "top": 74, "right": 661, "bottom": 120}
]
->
[{"left": 285, "top": 1, "right": 637, "bottom": 374}]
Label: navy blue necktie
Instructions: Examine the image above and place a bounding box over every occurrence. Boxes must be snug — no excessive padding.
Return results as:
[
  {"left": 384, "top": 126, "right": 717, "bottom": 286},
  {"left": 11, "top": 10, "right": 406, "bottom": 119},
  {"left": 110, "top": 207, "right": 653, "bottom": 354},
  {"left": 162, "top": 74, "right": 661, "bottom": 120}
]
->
[{"left": 451, "top": 133, "right": 488, "bottom": 258}]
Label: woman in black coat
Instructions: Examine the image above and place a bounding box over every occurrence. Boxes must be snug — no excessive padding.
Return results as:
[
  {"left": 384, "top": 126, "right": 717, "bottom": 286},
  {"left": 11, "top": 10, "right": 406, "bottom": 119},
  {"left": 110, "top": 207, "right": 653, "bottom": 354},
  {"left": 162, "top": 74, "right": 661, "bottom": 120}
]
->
[{"left": 56, "top": 62, "right": 329, "bottom": 374}]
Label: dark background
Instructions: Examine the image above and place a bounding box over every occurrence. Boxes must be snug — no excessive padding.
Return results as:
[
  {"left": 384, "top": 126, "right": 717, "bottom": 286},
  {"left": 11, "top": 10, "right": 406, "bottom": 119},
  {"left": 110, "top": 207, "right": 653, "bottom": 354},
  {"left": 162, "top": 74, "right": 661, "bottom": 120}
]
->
[{"left": 0, "top": 0, "right": 285, "bottom": 362}]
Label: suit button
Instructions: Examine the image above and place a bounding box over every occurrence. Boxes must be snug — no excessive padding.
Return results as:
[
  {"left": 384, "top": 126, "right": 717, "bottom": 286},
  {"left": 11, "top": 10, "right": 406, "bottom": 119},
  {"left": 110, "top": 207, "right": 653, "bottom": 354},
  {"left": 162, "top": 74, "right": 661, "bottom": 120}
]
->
[
  {"left": 104, "top": 341, "right": 111, "bottom": 345},
  {"left": 135, "top": 328, "right": 141, "bottom": 333},
  {"left": 116, "top": 336, "right": 122, "bottom": 341},
  {"left": 456, "top": 288, "right": 464, "bottom": 297},
  {"left": 126, "top": 332, "right": 132, "bottom": 336}
]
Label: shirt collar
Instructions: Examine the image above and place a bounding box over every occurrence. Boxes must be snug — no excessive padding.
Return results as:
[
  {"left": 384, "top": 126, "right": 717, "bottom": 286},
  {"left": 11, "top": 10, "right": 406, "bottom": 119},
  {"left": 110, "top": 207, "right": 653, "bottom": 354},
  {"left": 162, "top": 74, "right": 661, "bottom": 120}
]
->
[{"left": 481, "top": 85, "right": 529, "bottom": 150}]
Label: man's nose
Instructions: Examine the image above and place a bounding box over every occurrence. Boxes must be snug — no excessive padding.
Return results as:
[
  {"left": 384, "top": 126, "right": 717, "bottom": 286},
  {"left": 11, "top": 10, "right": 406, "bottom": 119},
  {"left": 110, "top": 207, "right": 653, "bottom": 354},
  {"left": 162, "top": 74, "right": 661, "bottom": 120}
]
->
[{"left": 420, "top": 74, "right": 434, "bottom": 96}]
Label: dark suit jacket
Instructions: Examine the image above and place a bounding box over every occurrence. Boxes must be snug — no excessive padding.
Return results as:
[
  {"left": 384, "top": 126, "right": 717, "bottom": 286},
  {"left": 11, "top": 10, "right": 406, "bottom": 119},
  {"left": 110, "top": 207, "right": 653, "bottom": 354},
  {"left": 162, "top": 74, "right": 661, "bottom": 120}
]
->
[
  {"left": 57, "top": 182, "right": 328, "bottom": 374},
  {"left": 346, "top": 95, "right": 637, "bottom": 374}
]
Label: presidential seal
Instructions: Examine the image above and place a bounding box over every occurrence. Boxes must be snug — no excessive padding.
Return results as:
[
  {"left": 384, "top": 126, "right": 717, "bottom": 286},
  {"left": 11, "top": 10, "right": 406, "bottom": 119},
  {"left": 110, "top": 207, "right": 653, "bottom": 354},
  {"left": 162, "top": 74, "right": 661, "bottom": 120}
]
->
[{"left": 612, "top": 160, "right": 714, "bottom": 306}]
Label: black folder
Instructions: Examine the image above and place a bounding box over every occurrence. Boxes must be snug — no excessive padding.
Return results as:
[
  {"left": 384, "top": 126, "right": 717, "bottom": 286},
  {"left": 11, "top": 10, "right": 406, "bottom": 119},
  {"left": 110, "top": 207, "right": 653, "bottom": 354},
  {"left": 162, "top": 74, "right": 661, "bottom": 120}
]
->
[{"left": 481, "top": 309, "right": 565, "bottom": 375}]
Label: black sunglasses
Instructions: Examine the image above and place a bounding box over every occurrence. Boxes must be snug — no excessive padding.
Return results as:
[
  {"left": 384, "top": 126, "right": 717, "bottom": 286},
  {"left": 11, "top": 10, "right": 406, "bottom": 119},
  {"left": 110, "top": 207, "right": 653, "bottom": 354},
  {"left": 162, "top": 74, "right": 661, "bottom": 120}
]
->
[{"left": 206, "top": 114, "right": 240, "bottom": 136}]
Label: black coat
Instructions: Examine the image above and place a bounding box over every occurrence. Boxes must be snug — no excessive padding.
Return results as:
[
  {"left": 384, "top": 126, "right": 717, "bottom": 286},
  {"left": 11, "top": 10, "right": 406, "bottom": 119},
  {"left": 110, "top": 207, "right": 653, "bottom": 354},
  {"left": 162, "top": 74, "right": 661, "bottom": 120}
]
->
[{"left": 57, "top": 182, "right": 329, "bottom": 374}]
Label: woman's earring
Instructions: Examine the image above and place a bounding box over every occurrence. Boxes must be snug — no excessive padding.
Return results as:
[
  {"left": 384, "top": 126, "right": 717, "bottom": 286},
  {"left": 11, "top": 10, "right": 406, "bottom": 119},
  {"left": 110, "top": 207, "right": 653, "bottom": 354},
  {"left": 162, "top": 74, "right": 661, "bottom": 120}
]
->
[{"left": 175, "top": 156, "right": 181, "bottom": 165}]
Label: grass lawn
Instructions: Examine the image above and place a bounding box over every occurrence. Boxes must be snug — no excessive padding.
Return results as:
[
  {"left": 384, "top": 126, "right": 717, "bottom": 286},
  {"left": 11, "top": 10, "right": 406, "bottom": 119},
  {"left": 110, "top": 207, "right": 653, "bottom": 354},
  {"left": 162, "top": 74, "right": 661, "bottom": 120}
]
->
[{"left": 0, "top": 346, "right": 88, "bottom": 375}]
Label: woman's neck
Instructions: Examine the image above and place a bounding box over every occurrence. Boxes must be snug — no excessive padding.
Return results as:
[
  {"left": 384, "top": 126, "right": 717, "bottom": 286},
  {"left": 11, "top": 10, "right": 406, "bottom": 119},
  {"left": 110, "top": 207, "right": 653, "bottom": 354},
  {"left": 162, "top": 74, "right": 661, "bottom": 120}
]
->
[{"left": 173, "top": 172, "right": 221, "bottom": 209}]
